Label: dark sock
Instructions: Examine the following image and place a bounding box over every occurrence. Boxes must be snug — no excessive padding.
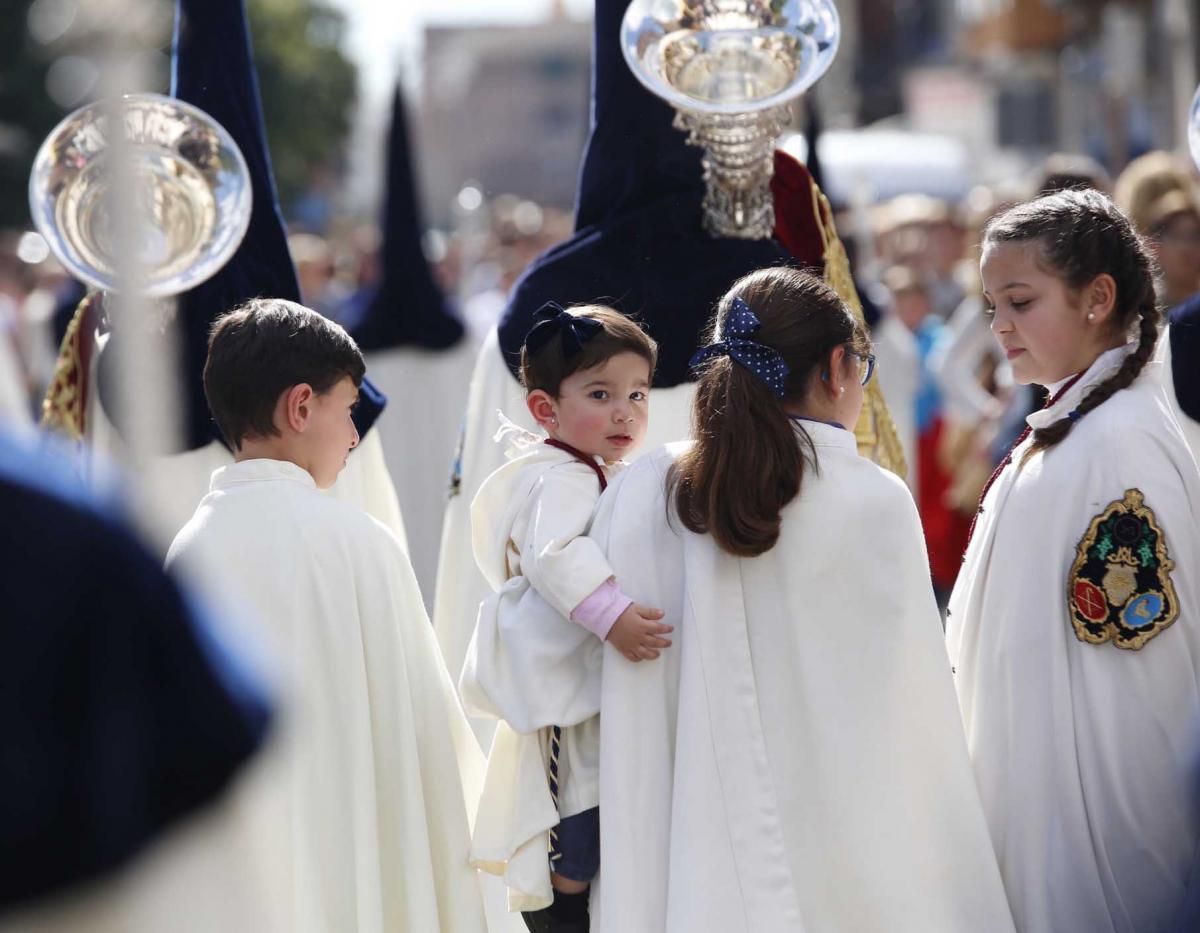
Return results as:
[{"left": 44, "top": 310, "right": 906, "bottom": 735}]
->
[{"left": 547, "top": 889, "right": 589, "bottom": 921}]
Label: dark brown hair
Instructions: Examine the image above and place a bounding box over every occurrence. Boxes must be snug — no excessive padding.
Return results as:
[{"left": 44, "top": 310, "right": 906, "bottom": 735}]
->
[
  {"left": 204, "top": 298, "right": 365, "bottom": 450},
  {"left": 982, "top": 188, "right": 1161, "bottom": 465},
  {"left": 519, "top": 304, "right": 658, "bottom": 396},
  {"left": 669, "top": 267, "right": 870, "bottom": 558}
]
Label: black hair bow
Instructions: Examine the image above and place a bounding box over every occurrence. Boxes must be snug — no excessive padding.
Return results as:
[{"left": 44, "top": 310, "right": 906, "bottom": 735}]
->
[{"left": 523, "top": 301, "right": 603, "bottom": 358}]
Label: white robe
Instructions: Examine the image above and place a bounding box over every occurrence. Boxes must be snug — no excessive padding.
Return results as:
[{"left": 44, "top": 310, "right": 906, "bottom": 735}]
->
[
  {"left": 364, "top": 339, "right": 479, "bottom": 609},
  {"left": 432, "top": 330, "right": 694, "bottom": 745},
  {"left": 873, "top": 313, "right": 918, "bottom": 488},
  {"left": 165, "top": 458, "right": 514, "bottom": 933},
  {"left": 460, "top": 436, "right": 610, "bottom": 911},
  {"left": 589, "top": 424, "right": 1015, "bottom": 933},
  {"left": 946, "top": 344, "right": 1200, "bottom": 933}
]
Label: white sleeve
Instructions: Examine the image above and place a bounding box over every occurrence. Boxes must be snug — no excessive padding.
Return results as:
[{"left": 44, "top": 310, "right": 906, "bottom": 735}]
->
[{"left": 521, "top": 464, "right": 615, "bottom": 619}]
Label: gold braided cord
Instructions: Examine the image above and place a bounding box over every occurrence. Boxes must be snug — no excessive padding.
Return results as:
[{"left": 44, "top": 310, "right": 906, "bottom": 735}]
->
[
  {"left": 809, "top": 180, "right": 908, "bottom": 481},
  {"left": 40, "top": 293, "right": 96, "bottom": 442}
]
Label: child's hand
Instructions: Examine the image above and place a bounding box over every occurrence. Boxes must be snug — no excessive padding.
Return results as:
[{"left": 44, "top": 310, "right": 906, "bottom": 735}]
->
[{"left": 607, "top": 603, "right": 672, "bottom": 662}]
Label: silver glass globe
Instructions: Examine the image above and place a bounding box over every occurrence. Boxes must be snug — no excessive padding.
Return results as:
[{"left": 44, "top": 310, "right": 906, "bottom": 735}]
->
[{"left": 29, "top": 93, "right": 252, "bottom": 298}]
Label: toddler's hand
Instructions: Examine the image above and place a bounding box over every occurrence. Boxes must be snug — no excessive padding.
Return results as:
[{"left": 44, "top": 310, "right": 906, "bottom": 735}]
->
[{"left": 607, "top": 603, "right": 672, "bottom": 662}]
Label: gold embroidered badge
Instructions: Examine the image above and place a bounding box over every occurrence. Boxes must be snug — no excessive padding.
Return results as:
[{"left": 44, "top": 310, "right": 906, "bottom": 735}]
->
[{"left": 1068, "top": 489, "right": 1179, "bottom": 650}]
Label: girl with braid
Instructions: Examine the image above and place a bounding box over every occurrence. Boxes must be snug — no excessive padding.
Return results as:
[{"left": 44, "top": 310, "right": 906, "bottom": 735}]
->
[{"left": 947, "top": 188, "right": 1200, "bottom": 933}]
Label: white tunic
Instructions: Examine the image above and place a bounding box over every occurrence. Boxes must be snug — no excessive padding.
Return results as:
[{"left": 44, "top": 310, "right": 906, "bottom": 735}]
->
[
  {"left": 432, "top": 330, "right": 695, "bottom": 745},
  {"left": 460, "top": 435, "right": 610, "bottom": 911},
  {"left": 165, "top": 458, "right": 506, "bottom": 933},
  {"left": 946, "top": 344, "right": 1200, "bottom": 933},
  {"left": 364, "top": 339, "right": 478, "bottom": 608},
  {"left": 590, "top": 424, "right": 1015, "bottom": 933}
]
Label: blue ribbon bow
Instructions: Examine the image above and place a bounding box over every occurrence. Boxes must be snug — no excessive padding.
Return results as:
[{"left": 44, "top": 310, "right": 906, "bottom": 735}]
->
[
  {"left": 689, "top": 298, "right": 790, "bottom": 399},
  {"left": 523, "top": 301, "right": 604, "bottom": 359}
]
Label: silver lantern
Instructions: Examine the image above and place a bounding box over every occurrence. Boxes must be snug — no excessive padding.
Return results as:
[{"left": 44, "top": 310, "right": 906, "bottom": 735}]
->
[{"left": 621, "top": 0, "right": 840, "bottom": 239}]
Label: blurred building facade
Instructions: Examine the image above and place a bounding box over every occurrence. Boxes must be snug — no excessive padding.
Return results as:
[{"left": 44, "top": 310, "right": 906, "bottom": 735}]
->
[{"left": 419, "top": 20, "right": 591, "bottom": 228}]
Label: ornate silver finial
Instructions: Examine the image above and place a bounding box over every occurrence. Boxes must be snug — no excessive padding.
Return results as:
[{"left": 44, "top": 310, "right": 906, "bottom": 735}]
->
[{"left": 621, "top": 0, "right": 840, "bottom": 239}]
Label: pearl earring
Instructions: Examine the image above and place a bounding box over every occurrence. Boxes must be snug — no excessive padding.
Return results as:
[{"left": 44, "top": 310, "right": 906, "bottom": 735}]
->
[
  {"left": 1087, "top": 312, "right": 1095, "bottom": 321},
  {"left": 839, "top": 387, "right": 846, "bottom": 396}
]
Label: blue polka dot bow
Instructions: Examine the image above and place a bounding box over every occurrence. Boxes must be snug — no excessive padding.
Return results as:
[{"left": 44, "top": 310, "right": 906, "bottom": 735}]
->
[
  {"left": 689, "top": 297, "right": 790, "bottom": 399},
  {"left": 524, "top": 301, "right": 604, "bottom": 359}
]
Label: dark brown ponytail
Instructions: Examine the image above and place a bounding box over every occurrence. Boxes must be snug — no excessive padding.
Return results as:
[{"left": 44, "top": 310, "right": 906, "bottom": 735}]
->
[
  {"left": 982, "top": 189, "right": 1163, "bottom": 465},
  {"left": 669, "top": 267, "right": 869, "bottom": 558}
]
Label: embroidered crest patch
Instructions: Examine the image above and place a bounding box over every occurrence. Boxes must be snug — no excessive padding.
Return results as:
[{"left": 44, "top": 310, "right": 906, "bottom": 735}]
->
[{"left": 1068, "top": 488, "right": 1179, "bottom": 650}]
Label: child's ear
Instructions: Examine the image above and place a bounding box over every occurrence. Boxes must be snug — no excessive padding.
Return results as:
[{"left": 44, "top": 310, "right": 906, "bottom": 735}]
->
[
  {"left": 825, "top": 345, "right": 849, "bottom": 399},
  {"left": 284, "top": 383, "right": 315, "bottom": 433},
  {"left": 1085, "top": 273, "right": 1118, "bottom": 326},
  {"left": 526, "top": 390, "right": 558, "bottom": 430}
]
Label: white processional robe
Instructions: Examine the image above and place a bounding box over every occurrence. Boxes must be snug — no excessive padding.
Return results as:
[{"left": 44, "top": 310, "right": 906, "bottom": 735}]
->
[
  {"left": 165, "top": 458, "right": 517, "bottom": 933},
  {"left": 946, "top": 345, "right": 1200, "bottom": 933},
  {"left": 432, "top": 331, "right": 694, "bottom": 745},
  {"left": 365, "top": 339, "right": 479, "bottom": 609},
  {"left": 873, "top": 313, "right": 918, "bottom": 488},
  {"left": 459, "top": 435, "right": 612, "bottom": 911},
  {"left": 589, "top": 424, "right": 1015, "bottom": 933}
]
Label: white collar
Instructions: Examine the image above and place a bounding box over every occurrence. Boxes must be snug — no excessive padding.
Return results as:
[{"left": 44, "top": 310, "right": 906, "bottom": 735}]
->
[
  {"left": 210, "top": 458, "right": 317, "bottom": 492},
  {"left": 1027, "top": 342, "right": 1140, "bottom": 430},
  {"left": 793, "top": 418, "right": 858, "bottom": 452}
]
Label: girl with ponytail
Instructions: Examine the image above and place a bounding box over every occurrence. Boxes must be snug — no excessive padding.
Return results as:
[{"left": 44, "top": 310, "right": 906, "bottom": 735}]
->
[
  {"left": 586, "top": 267, "right": 1015, "bottom": 932},
  {"left": 946, "top": 188, "right": 1200, "bottom": 933}
]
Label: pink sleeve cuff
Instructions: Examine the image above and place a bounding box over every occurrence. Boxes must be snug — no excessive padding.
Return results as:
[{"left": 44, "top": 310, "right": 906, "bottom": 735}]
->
[{"left": 570, "top": 578, "right": 632, "bottom": 641}]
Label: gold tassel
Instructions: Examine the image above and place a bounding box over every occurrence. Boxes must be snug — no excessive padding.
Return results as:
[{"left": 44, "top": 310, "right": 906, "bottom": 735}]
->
[
  {"left": 40, "top": 293, "right": 98, "bottom": 442},
  {"left": 809, "top": 181, "right": 908, "bottom": 482}
]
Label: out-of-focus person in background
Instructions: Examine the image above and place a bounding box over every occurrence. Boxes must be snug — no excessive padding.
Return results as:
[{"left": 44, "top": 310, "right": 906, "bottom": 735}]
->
[
  {"left": 872, "top": 194, "right": 967, "bottom": 319},
  {"left": 1115, "top": 151, "right": 1200, "bottom": 312},
  {"left": 875, "top": 264, "right": 966, "bottom": 604},
  {"left": 288, "top": 232, "right": 346, "bottom": 323},
  {"left": 0, "top": 426, "right": 277, "bottom": 932},
  {"left": 1114, "top": 150, "right": 1200, "bottom": 460}
]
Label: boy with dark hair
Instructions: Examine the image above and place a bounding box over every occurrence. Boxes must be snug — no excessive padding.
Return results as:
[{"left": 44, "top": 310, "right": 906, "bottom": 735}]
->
[{"left": 168, "top": 298, "right": 505, "bottom": 933}]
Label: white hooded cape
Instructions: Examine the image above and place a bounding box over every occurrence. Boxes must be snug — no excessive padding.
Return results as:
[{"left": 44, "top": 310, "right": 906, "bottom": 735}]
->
[
  {"left": 165, "top": 458, "right": 518, "bottom": 933},
  {"left": 459, "top": 431, "right": 610, "bottom": 911},
  {"left": 946, "top": 345, "right": 1200, "bottom": 933},
  {"left": 589, "top": 424, "right": 1015, "bottom": 933}
]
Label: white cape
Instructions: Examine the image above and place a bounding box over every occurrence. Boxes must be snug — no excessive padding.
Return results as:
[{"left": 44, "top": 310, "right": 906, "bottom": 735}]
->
[
  {"left": 432, "top": 330, "right": 694, "bottom": 745},
  {"left": 947, "top": 347, "right": 1200, "bottom": 933},
  {"left": 589, "top": 426, "right": 1014, "bottom": 933},
  {"left": 166, "top": 458, "right": 518, "bottom": 933},
  {"left": 364, "top": 340, "right": 478, "bottom": 608},
  {"left": 459, "top": 436, "right": 608, "bottom": 911}
]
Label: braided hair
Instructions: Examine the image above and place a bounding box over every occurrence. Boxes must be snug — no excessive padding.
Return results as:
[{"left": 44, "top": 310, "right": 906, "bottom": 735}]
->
[{"left": 983, "top": 189, "right": 1162, "bottom": 465}]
